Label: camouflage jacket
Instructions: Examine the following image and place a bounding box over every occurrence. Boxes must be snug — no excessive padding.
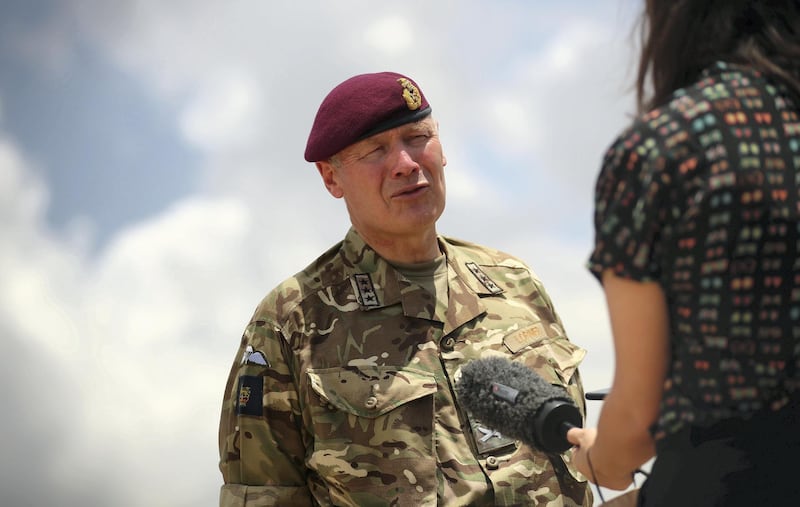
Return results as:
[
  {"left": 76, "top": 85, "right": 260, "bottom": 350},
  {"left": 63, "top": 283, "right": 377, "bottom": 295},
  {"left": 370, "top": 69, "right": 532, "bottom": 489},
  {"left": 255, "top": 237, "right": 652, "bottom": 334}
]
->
[{"left": 219, "top": 228, "right": 592, "bottom": 506}]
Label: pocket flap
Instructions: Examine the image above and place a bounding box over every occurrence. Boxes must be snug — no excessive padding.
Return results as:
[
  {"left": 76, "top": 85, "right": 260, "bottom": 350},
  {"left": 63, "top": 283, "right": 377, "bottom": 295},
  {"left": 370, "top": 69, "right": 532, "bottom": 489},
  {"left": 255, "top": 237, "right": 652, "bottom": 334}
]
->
[
  {"left": 504, "top": 324, "right": 587, "bottom": 384},
  {"left": 546, "top": 338, "right": 587, "bottom": 384},
  {"left": 307, "top": 366, "right": 437, "bottom": 418}
]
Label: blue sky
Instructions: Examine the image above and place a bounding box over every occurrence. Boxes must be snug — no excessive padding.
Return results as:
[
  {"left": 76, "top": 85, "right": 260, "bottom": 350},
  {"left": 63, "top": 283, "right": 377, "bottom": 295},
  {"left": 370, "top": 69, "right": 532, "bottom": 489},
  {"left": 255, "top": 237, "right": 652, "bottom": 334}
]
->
[{"left": 0, "top": 1, "right": 641, "bottom": 505}]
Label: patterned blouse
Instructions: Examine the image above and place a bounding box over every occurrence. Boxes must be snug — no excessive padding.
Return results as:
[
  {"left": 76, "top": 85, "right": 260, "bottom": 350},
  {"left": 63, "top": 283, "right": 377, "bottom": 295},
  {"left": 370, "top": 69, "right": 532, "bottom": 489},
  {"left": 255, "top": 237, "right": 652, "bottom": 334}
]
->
[{"left": 588, "top": 61, "right": 800, "bottom": 438}]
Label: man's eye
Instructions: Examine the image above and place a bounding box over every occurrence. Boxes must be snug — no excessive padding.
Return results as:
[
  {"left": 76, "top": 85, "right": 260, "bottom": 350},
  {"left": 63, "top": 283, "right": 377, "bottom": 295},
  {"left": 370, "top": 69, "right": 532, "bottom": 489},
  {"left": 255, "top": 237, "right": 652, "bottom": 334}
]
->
[{"left": 360, "top": 146, "right": 384, "bottom": 160}]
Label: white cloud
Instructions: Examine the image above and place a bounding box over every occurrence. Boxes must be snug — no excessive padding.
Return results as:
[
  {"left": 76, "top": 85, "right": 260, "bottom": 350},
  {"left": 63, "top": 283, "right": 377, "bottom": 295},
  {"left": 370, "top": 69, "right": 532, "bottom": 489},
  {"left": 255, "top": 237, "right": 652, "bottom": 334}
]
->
[
  {"left": 180, "top": 70, "right": 263, "bottom": 150},
  {"left": 482, "top": 15, "right": 635, "bottom": 168},
  {"left": 0, "top": 141, "right": 84, "bottom": 363},
  {"left": 90, "top": 197, "right": 253, "bottom": 346},
  {"left": 486, "top": 95, "right": 542, "bottom": 154},
  {"left": 538, "top": 20, "right": 603, "bottom": 77},
  {"left": 0, "top": 132, "right": 256, "bottom": 503},
  {"left": 0, "top": 140, "right": 47, "bottom": 228},
  {"left": 363, "top": 16, "right": 414, "bottom": 54}
]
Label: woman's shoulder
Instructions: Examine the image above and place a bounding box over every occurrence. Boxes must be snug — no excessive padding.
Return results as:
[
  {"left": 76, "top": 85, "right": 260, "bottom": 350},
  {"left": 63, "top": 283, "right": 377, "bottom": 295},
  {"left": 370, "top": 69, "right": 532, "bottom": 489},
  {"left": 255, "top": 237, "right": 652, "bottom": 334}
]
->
[{"left": 608, "top": 62, "right": 758, "bottom": 158}]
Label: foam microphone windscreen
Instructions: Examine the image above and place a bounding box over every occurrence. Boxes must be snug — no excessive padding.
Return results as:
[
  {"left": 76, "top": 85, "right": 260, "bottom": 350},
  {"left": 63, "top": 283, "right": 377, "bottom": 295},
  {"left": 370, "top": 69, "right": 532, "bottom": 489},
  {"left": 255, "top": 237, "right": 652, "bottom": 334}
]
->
[{"left": 456, "top": 355, "right": 581, "bottom": 453}]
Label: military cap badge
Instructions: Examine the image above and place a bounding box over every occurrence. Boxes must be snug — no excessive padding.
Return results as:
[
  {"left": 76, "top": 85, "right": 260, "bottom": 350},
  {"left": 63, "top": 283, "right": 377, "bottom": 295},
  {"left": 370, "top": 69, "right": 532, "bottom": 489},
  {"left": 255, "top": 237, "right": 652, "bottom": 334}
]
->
[{"left": 398, "top": 77, "right": 422, "bottom": 111}]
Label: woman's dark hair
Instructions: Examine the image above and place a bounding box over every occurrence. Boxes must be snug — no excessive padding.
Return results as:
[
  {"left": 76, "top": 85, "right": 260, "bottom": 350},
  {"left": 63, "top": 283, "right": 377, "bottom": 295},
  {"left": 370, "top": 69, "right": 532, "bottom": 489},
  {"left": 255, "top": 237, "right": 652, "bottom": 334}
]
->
[{"left": 636, "top": 0, "right": 800, "bottom": 112}]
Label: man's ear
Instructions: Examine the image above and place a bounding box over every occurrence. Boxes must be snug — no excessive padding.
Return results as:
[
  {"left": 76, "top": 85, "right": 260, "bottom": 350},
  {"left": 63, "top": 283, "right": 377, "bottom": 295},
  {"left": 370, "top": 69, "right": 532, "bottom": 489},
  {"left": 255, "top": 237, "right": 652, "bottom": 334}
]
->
[{"left": 316, "top": 161, "right": 344, "bottom": 198}]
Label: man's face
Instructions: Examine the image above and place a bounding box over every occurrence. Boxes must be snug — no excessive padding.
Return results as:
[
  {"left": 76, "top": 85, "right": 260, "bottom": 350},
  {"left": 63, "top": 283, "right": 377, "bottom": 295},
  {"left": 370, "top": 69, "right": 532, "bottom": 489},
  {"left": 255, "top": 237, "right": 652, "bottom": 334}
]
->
[{"left": 317, "top": 117, "right": 447, "bottom": 242}]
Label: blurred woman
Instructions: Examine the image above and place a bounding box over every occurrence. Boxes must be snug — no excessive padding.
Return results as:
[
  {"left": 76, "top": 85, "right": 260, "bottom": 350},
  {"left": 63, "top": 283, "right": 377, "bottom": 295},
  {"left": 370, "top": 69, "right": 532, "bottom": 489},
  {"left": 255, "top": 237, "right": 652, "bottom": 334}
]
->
[{"left": 567, "top": 1, "right": 800, "bottom": 505}]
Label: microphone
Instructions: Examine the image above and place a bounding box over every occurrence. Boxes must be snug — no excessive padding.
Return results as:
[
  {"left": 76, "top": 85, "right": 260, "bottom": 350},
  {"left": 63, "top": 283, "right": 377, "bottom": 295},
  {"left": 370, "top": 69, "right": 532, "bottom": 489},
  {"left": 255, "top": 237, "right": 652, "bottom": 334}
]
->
[{"left": 456, "top": 356, "right": 582, "bottom": 454}]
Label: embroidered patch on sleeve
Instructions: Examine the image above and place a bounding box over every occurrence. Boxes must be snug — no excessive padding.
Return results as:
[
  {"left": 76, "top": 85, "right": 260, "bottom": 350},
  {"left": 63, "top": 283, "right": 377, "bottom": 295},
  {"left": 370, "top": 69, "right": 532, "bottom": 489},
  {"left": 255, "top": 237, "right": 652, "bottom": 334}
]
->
[
  {"left": 237, "top": 375, "right": 263, "bottom": 416},
  {"left": 240, "top": 345, "right": 270, "bottom": 367},
  {"left": 245, "top": 350, "right": 270, "bottom": 367}
]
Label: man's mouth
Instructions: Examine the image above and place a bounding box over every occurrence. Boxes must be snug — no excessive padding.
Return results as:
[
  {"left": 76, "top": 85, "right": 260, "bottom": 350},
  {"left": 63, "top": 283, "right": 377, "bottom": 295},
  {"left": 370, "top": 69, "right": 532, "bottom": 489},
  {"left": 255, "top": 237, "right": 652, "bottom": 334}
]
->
[{"left": 393, "top": 184, "right": 428, "bottom": 197}]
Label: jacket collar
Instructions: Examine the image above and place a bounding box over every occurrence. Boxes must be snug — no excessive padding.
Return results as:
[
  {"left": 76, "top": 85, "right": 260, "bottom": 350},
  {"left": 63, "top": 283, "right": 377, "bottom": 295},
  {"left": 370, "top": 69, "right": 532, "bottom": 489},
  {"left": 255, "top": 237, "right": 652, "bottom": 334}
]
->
[{"left": 341, "top": 228, "right": 503, "bottom": 332}]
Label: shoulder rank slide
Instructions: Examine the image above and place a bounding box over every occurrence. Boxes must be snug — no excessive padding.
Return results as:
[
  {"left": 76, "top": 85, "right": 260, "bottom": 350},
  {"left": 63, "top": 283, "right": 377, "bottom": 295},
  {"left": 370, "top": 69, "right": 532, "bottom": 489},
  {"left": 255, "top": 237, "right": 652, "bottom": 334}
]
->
[
  {"left": 465, "top": 262, "right": 503, "bottom": 294},
  {"left": 353, "top": 273, "right": 380, "bottom": 307}
]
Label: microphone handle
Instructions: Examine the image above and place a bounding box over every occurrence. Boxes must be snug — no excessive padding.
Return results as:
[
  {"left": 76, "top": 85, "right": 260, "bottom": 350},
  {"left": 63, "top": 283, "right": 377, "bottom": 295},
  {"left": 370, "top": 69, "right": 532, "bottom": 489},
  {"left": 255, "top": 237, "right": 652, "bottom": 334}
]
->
[
  {"left": 560, "top": 421, "right": 578, "bottom": 434},
  {"left": 535, "top": 401, "right": 583, "bottom": 453}
]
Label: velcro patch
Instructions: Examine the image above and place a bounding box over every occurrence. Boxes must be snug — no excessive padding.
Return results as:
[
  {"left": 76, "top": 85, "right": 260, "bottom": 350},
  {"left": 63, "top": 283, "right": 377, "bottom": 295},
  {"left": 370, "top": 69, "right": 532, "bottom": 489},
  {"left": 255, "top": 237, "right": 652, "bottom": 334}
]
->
[
  {"left": 471, "top": 420, "right": 518, "bottom": 456},
  {"left": 353, "top": 273, "right": 380, "bottom": 307},
  {"left": 504, "top": 323, "right": 547, "bottom": 353},
  {"left": 237, "top": 375, "right": 263, "bottom": 416}
]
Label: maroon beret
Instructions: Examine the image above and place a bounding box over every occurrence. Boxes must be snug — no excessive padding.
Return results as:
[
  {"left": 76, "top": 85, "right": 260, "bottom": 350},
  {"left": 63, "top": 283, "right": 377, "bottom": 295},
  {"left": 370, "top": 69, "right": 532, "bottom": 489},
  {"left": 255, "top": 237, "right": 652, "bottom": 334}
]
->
[{"left": 304, "top": 71, "right": 432, "bottom": 162}]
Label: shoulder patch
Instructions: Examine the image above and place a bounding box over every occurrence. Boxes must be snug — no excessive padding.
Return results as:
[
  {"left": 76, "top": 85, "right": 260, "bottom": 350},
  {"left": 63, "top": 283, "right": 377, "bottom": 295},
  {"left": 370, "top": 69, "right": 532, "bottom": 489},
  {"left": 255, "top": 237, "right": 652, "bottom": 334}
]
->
[
  {"left": 465, "top": 262, "right": 503, "bottom": 294},
  {"left": 246, "top": 350, "right": 270, "bottom": 367},
  {"left": 237, "top": 375, "right": 263, "bottom": 416},
  {"left": 241, "top": 345, "right": 270, "bottom": 367}
]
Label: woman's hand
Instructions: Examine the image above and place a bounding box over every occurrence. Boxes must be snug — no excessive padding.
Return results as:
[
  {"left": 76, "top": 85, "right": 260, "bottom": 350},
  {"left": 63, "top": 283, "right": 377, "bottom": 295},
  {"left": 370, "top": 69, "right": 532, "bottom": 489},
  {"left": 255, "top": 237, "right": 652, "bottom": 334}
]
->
[
  {"left": 566, "top": 427, "right": 597, "bottom": 482},
  {"left": 568, "top": 426, "right": 635, "bottom": 490}
]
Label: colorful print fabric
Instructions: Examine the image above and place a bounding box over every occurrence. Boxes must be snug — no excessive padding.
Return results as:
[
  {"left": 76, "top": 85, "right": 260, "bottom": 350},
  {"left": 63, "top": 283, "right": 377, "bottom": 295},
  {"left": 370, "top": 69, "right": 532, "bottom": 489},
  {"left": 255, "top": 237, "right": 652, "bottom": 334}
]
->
[{"left": 589, "top": 61, "right": 800, "bottom": 438}]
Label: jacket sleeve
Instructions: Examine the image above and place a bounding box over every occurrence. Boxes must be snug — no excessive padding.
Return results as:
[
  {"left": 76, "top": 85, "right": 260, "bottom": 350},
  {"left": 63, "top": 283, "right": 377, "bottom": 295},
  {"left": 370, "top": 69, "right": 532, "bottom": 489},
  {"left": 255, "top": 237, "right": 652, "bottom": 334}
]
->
[{"left": 218, "top": 317, "right": 313, "bottom": 506}]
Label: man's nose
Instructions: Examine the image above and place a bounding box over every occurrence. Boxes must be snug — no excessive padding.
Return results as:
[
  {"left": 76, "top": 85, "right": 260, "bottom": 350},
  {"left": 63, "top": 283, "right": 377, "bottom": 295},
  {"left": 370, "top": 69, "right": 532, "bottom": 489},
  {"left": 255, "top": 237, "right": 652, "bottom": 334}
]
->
[{"left": 390, "top": 146, "right": 420, "bottom": 177}]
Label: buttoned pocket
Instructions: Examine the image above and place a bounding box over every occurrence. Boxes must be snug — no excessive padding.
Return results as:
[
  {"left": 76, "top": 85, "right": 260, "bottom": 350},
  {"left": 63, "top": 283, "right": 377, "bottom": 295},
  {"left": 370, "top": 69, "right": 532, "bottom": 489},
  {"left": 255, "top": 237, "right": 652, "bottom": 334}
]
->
[
  {"left": 308, "top": 366, "right": 436, "bottom": 417},
  {"left": 305, "top": 366, "right": 438, "bottom": 506}
]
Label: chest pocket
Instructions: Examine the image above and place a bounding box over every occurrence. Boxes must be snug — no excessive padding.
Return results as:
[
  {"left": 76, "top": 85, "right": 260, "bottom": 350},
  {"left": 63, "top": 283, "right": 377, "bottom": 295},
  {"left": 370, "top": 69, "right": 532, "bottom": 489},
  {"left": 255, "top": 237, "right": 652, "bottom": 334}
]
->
[
  {"left": 305, "top": 366, "right": 438, "bottom": 505},
  {"left": 308, "top": 365, "right": 436, "bottom": 417}
]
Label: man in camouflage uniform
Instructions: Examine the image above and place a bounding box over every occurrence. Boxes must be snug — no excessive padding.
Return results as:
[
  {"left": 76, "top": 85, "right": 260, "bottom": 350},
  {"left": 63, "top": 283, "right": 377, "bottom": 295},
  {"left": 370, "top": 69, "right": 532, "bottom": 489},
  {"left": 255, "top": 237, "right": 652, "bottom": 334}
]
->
[{"left": 218, "top": 71, "right": 592, "bottom": 506}]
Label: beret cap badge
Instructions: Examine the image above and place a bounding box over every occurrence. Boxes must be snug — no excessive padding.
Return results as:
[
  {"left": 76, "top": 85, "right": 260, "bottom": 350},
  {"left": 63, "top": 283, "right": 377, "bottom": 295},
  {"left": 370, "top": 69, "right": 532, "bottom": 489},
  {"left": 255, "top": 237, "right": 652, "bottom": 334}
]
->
[{"left": 398, "top": 78, "right": 422, "bottom": 111}]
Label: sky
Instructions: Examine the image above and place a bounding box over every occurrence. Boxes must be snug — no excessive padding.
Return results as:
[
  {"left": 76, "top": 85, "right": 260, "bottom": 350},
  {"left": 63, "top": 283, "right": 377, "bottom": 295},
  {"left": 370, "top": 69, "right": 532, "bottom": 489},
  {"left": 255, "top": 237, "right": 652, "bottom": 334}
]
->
[{"left": 0, "top": 1, "right": 643, "bottom": 505}]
